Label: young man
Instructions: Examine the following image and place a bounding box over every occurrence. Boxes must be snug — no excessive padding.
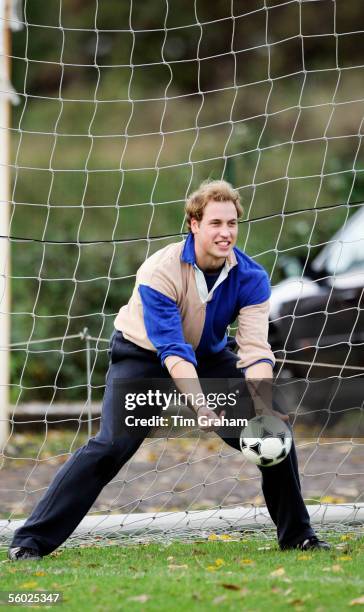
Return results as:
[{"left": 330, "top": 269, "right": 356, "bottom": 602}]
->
[{"left": 9, "top": 180, "right": 329, "bottom": 561}]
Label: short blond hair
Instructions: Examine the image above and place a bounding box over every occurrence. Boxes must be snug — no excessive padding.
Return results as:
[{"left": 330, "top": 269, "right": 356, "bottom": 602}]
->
[{"left": 185, "top": 179, "right": 243, "bottom": 230}]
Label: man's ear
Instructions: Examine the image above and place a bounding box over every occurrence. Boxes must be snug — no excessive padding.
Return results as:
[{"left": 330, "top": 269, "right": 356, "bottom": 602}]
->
[{"left": 190, "top": 217, "right": 199, "bottom": 234}]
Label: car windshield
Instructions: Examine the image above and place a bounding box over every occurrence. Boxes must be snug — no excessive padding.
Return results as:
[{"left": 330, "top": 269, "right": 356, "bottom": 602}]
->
[{"left": 312, "top": 208, "right": 364, "bottom": 275}]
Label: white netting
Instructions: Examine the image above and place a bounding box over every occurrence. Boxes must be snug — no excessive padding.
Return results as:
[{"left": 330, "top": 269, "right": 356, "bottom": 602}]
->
[{"left": 0, "top": 0, "right": 363, "bottom": 546}]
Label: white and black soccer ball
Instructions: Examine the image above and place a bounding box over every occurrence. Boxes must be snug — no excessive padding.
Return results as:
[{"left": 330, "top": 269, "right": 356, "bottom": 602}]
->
[{"left": 239, "top": 415, "right": 292, "bottom": 467}]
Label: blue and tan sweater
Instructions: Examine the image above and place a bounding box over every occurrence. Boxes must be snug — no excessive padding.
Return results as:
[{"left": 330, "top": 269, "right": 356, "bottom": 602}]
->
[{"left": 114, "top": 232, "right": 275, "bottom": 373}]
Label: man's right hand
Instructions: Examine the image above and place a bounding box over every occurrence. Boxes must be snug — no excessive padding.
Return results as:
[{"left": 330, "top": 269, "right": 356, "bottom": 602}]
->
[
  {"left": 195, "top": 407, "right": 226, "bottom": 432},
  {"left": 254, "top": 399, "right": 289, "bottom": 423}
]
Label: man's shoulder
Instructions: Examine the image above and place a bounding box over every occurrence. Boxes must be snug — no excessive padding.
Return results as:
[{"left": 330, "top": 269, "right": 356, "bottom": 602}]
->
[
  {"left": 232, "top": 247, "right": 271, "bottom": 306},
  {"left": 232, "top": 246, "right": 268, "bottom": 278},
  {"left": 137, "top": 240, "right": 185, "bottom": 280}
]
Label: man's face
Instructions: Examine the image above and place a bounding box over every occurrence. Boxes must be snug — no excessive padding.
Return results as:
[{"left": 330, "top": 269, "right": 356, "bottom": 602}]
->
[{"left": 190, "top": 200, "right": 238, "bottom": 268}]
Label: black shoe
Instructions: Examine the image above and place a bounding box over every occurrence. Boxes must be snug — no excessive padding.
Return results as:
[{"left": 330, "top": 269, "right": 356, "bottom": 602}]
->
[
  {"left": 8, "top": 546, "right": 42, "bottom": 561},
  {"left": 297, "top": 536, "right": 331, "bottom": 551}
]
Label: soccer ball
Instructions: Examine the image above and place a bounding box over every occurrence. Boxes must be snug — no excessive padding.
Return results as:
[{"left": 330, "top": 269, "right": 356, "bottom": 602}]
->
[{"left": 239, "top": 415, "right": 292, "bottom": 467}]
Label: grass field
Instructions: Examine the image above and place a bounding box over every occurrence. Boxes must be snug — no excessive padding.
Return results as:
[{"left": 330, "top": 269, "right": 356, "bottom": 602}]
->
[{"left": 1, "top": 535, "right": 364, "bottom": 611}]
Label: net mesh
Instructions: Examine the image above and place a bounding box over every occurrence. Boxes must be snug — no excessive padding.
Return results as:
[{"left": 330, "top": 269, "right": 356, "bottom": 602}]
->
[{"left": 0, "top": 0, "right": 363, "bottom": 547}]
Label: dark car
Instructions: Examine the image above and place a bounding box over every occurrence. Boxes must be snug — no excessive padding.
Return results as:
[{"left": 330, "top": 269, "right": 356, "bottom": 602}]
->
[{"left": 268, "top": 207, "right": 364, "bottom": 421}]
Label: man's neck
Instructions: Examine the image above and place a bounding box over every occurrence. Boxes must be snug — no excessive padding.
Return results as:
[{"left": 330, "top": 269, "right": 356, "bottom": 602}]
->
[
  {"left": 195, "top": 255, "right": 226, "bottom": 273},
  {"left": 194, "top": 244, "right": 226, "bottom": 272}
]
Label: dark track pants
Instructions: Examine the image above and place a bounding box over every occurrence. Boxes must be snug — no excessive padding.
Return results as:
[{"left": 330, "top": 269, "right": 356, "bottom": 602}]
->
[{"left": 11, "top": 331, "right": 315, "bottom": 555}]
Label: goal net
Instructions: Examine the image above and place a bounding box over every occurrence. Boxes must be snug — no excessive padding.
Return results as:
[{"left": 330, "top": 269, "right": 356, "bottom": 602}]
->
[{"left": 1, "top": 0, "right": 363, "bottom": 548}]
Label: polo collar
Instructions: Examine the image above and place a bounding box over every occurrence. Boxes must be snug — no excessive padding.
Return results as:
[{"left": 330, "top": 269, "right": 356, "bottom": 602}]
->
[{"left": 181, "top": 232, "right": 238, "bottom": 269}]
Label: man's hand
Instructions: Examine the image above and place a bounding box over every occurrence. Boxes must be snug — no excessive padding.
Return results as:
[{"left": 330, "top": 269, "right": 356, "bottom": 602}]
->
[
  {"left": 195, "top": 407, "right": 226, "bottom": 432},
  {"left": 244, "top": 362, "right": 289, "bottom": 423},
  {"left": 166, "top": 359, "right": 228, "bottom": 432},
  {"left": 252, "top": 395, "right": 289, "bottom": 423},
  {"left": 266, "top": 405, "right": 289, "bottom": 423}
]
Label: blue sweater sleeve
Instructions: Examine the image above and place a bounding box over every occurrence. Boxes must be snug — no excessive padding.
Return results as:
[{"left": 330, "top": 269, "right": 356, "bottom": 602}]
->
[
  {"left": 241, "top": 358, "right": 274, "bottom": 374},
  {"left": 138, "top": 284, "right": 197, "bottom": 367}
]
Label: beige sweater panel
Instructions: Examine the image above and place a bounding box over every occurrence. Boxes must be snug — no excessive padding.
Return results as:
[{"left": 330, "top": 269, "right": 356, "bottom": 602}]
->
[
  {"left": 114, "top": 241, "right": 205, "bottom": 355},
  {"left": 235, "top": 299, "right": 276, "bottom": 369}
]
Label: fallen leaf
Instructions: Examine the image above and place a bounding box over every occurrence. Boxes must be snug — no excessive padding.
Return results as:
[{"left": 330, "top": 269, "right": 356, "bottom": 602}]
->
[
  {"left": 350, "top": 595, "right": 364, "bottom": 606},
  {"left": 167, "top": 556, "right": 174, "bottom": 561},
  {"left": 20, "top": 581, "right": 38, "bottom": 588},
  {"left": 213, "top": 595, "right": 227, "bottom": 605},
  {"left": 207, "top": 533, "right": 232, "bottom": 542},
  {"left": 128, "top": 595, "right": 150, "bottom": 603},
  {"left": 321, "top": 495, "right": 346, "bottom": 503},
  {"left": 289, "top": 598, "right": 305, "bottom": 606},
  {"left": 33, "top": 571, "right": 46, "bottom": 576},
  {"left": 270, "top": 567, "right": 285, "bottom": 577},
  {"left": 297, "top": 554, "right": 311, "bottom": 561},
  {"left": 168, "top": 564, "right": 188, "bottom": 571},
  {"left": 338, "top": 556, "right": 352, "bottom": 561},
  {"left": 221, "top": 583, "right": 240, "bottom": 591},
  {"left": 215, "top": 559, "right": 225, "bottom": 567},
  {"left": 332, "top": 564, "right": 342, "bottom": 573},
  {"left": 239, "top": 558, "right": 254, "bottom": 565}
]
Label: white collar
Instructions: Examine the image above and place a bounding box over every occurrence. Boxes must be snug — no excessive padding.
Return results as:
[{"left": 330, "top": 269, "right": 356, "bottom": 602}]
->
[{"left": 193, "top": 260, "right": 230, "bottom": 303}]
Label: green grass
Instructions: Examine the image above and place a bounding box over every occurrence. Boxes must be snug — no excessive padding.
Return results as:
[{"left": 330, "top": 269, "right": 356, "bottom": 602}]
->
[{"left": 1, "top": 535, "right": 364, "bottom": 611}]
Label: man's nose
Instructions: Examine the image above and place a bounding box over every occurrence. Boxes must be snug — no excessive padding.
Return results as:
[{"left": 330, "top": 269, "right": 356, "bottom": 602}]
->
[{"left": 219, "top": 226, "right": 230, "bottom": 236}]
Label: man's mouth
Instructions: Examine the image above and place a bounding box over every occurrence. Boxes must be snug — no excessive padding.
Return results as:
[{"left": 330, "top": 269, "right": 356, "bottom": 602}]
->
[{"left": 215, "top": 241, "right": 230, "bottom": 247}]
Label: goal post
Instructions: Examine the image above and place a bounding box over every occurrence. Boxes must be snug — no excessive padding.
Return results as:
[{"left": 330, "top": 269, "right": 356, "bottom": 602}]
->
[
  {"left": 0, "top": 0, "right": 364, "bottom": 549},
  {"left": 0, "top": 0, "right": 21, "bottom": 449}
]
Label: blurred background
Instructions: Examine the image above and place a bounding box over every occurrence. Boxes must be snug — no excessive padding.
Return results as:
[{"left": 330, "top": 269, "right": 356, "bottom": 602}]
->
[
  {"left": 1, "top": 0, "right": 363, "bottom": 522},
  {"left": 7, "top": 0, "right": 364, "bottom": 402}
]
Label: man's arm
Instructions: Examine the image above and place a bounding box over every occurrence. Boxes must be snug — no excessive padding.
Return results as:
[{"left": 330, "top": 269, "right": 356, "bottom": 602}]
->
[
  {"left": 244, "top": 361, "right": 289, "bottom": 422},
  {"left": 138, "top": 280, "right": 225, "bottom": 431},
  {"left": 235, "top": 299, "right": 288, "bottom": 422}
]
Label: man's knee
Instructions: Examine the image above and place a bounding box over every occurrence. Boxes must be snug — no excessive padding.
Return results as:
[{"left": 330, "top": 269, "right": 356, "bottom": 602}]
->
[{"left": 88, "top": 435, "right": 142, "bottom": 476}]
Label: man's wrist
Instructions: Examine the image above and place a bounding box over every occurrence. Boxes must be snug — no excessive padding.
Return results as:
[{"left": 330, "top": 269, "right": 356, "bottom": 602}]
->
[
  {"left": 194, "top": 405, "right": 207, "bottom": 416},
  {"left": 253, "top": 398, "right": 273, "bottom": 416}
]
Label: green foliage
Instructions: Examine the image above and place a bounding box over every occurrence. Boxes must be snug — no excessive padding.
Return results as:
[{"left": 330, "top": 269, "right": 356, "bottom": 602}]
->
[{"left": 8, "top": 2, "right": 364, "bottom": 400}]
